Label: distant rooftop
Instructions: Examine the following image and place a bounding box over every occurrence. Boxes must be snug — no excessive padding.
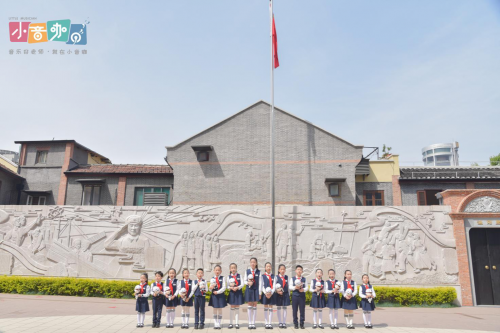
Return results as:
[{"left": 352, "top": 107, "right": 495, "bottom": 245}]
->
[
  {"left": 0, "top": 162, "right": 24, "bottom": 179},
  {"left": 66, "top": 164, "right": 173, "bottom": 175},
  {"left": 400, "top": 166, "right": 500, "bottom": 180}
]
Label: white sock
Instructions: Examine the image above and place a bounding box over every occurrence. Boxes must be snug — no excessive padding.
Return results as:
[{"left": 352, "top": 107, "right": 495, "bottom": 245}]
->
[
  {"left": 171, "top": 309, "right": 175, "bottom": 325},
  {"left": 313, "top": 310, "right": 317, "bottom": 325},
  {"left": 282, "top": 307, "right": 287, "bottom": 324},
  {"left": 141, "top": 312, "right": 146, "bottom": 324},
  {"left": 218, "top": 314, "right": 223, "bottom": 327},
  {"left": 269, "top": 307, "right": 273, "bottom": 325},
  {"left": 367, "top": 312, "right": 372, "bottom": 325},
  {"left": 253, "top": 307, "right": 257, "bottom": 324},
  {"left": 264, "top": 308, "right": 269, "bottom": 325},
  {"left": 247, "top": 306, "right": 253, "bottom": 324},
  {"left": 230, "top": 308, "right": 234, "bottom": 325},
  {"left": 137, "top": 312, "right": 141, "bottom": 324},
  {"left": 277, "top": 307, "right": 282, "bottom": 324},
  {"left": 350, "top": 314, "right": 354, "bottom": 326},
  {"left": 329, "top": 309, "right": 333, "bottom": 325},
  {"left": 362, "top": 312, "right": 367, "bottom": 325},
  {"left": 318, "top": 309, "right": 322, "bottom": 325},
  {"left": 213, "top": 313, "right": 218, "bottom": 327},
  {"left": 344, "top": 314, "right": 349, "bottom": 325},
  {"left": 234, "top": 307, "right": 239, "bottom": 325},
  {"left": 334, "top": 309, "right": 338, "bottom": 325}
]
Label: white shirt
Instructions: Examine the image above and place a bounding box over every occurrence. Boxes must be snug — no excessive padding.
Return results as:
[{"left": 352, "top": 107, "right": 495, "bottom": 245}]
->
[
  {"left": 189, "top": 278, "right": 206, "bottom": 298},
  {"left": 136, "top": 284, "right": 151, "bottom": 299},
  {"left": 358, "top": 284, "right": 376, "bottom": 299},
  {"left": 211, "top": 276, "right": 226, "bottom": 295},
  {"left": 226, "top": 274, "right": 244, "bottom": 291},
  {"left": 288, "top": 276, "right": 306, "bottom": 292}
]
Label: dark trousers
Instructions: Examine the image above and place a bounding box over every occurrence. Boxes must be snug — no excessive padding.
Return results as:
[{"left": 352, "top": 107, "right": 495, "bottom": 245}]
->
[
  {"left": 152, "top": 296, "right": 164, "bottom": 324},
  {"left": 292, "top": 294, "right": 306, "bottom": 325},
  {"left": 194, "top": 295, "right": 206, "bottom": 325}
]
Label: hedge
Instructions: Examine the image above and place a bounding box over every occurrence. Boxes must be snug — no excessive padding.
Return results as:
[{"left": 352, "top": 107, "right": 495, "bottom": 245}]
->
[{"left": 0, "top": 276, "right": 457, "bottom": 306}]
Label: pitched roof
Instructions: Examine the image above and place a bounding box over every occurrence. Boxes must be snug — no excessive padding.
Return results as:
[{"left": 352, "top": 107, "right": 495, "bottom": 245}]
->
[
  {"left": 165, "top": 100, "right": 363, "bottom": 149},
  {"left": 0, "top": 163, "right": 24, "bottom": 179},
  {"left": 65, "top": 164, "right": 173, "bottom": 175},
  {"left": 14, "top": 140, "right": 111, "bottom": 163},
  {"left": 399, "top": 166, "right": 500, "bottom": 180}
]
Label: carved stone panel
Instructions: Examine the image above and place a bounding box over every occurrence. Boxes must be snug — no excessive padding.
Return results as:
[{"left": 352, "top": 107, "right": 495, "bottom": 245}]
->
[
  {"left": 0, "top": 205, "right": 457, "bottom": 285},
  {"left": 464, "top": 196, "right": 500, "bottom": 213}
]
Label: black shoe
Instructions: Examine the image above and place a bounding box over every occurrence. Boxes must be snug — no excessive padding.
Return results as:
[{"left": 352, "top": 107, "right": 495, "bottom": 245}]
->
[
  {"left": 229, "top": 325, "right": 234, "bottom": 329},
  {"left": 300, "top": 324, "right": 305, "bottom": 329},
  {"left": 137, "top": 324, "right": 140, "bottom": 328},
  {"left": 200, "top": 324, "right": 205, "bottom": 329},
  {"left": 236, "top": 324, "right": 240, "bottom": 329},
  {"left": 294, "top": 325, "right": 299, "bottom": 329},
  {"left": 318, "top": 325, "right": 324, "bottom": 329},
  {"left": 283, "top": 324, "right": 287, "bottom": 329},
  {"left": 195, "top": 324, "right": 199, "bottom": 330},
  {"left": 334, "top": 325, "right": 339, "bottom": 330},
  {"left": 368, "top": 325, "right": 373, "bottom": 329},
  {"left": 313, "top": 325, "right": 317, "bottom": 329},
  {"left": 270, "top": 325, "right": 274, "bottom": 330}
]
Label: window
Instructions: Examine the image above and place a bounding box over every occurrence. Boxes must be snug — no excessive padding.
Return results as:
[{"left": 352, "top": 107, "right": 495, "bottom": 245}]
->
[
  {"left": 134, "top": 187, "right": 170, "bottom": 206},
  {"left": 197, "top": 151, "right": 209, "bottom": 162},
  {"left": 82, "top": 185, "right": 101, "bottom": 205},
  {"left": 329, "top": 183, "right": 340, "bottom": 197},
  {"left": 417, "top": 190, "right": 442, "bottom": 206},
  {"left": 434, "top": 148, "right": 451, "bottom": 153},
  {"left": 35, "top": 150, "right": 48, "bottom": 164},
  {"left": 364, "top": 191, "right": 384, "bottom": 206},
  {"left": 27, "top": 195, "right": 46, "bottom": 205}
]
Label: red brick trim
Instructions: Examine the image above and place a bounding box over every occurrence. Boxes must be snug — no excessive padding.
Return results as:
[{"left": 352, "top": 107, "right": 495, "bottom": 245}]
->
[
  {"left": 116, "top": 176, "right": 127, "bottom": 206},
  {"left": 450, "top": 216, "right": 473, "bottom": 306},
  {"left": 456, "top": 190, "right": 500, "bottom": 213},
  {"left": 19, "top": 144, "right": 27, "bottom": 166},
  {"left": 392, "top": 175, "right": 402, "bottom": 206},
  {"left": 56, "top": 142, "right": 74, "bottom": 205}
]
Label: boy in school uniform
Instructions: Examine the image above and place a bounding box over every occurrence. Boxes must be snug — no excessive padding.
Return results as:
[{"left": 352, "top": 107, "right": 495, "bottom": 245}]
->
[
  {"left": 151, "top": 271, "right": 166, "bottom": 328},
  {"left": 192, "top": 268, "right": 207, "bottom": 330},
  {"left": 289, "top": 265, "right": 306, "bottom": 329}
]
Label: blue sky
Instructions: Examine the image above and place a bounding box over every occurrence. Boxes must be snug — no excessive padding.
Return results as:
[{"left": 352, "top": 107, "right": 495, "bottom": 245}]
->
[{"left": 1, "top": 0, "right": 499, "bottom": 165}]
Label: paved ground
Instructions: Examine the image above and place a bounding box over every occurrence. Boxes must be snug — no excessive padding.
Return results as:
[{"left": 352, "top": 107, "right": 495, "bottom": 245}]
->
[{"left": 0, "top": 294, "right": 499, "bottom": 333}]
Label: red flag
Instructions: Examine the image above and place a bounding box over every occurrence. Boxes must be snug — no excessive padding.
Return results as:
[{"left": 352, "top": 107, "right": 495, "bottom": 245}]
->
[{"left": 272, "top": 15, "right": 279, "bottom": 68}]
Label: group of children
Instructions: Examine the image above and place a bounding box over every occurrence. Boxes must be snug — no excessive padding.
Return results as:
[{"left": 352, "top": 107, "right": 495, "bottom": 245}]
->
[{"left": 134, "top": 258, "right": 376, "bottom": 329}]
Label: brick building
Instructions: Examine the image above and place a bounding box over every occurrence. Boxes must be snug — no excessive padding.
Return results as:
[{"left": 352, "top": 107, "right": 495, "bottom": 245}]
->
[
  {"left": 0, "top": 163, "right": 24, "bottom": 205},
  {"left": 166, "top": 101, "right": 364, "bottom": 205}
]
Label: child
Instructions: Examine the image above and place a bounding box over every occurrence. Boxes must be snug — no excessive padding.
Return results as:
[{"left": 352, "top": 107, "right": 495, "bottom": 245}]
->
[
  {"left": 135, "top": 273, "right": 151, "bottom": 328},
  {"left": 289, "top": 265, "right": 306, "bottom": 329},
  {"left": 151, "top": 271, "right": 165, "bottom": 328},
  {"left": 341, "top": 270, "right": 358, "bottom": 329},
  {"left": 359, "top": 274, "right": 376, "bottom": 329},
  {"left": 165, "top": 268, "right": 179, "bottom": 328},
  {"left": 192, "top": 268, "right": 207, "bottom": 330},
  {"left": 261, "top": 262, "right": 276, "bottom": 329},
  {"left": 243, "top": 257, "right": 261, "bottom": 329},
  {"left": 179, "top": 268, "right": 194, "bottom": 329},
  {"left": 209, "top": 264, "right": 227, "bottom": 329},
  {"left": 309, "top": 269, "right": 326, "bottom": 329},
  {"left": 275, "top": 264, "right": 290, "bottom": 329},
  {"left": 325, "top": 269, "right": 341, "bottom": 329},
  {"left": 227, "top": 262, "right": 244, "bottom": 329}
]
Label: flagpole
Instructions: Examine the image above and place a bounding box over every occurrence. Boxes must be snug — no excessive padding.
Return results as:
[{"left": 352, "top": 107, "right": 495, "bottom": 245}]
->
[{"left": 270, "top": 0, "right": 276, "bottom": 274}]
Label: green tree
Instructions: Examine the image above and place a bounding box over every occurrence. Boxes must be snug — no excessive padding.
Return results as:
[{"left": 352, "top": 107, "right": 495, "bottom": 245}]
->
[{"left": 490, "top": 153, "right": 500, "bottom": 166}]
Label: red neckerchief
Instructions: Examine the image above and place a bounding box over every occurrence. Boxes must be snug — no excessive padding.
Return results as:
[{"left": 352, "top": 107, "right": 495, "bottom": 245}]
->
[
  {"left": 156, "top": 281, "right": 163, "bottom": 291},
  {"left": 252, "top": 269, "right": 255, "bottom": 279},
  {"left": 279, "top": 274, "right": 286, "bottom": 287},
  {"left": 266, "top": 273, "right": 273, "bottom": 289},
  {"left": 232, "top": 274, "right": 239, "bottom": 286},
  {"left": 215, "top": 276, "right": 221, "bottom": 289},
  {"left": 140, "top": 283, "right": 146, "bottom": 294},
  {"left": 198, "top": 279, "right": 204, "bottom": 295},
  {"left": 168, "top": 278, "right": 173, "bottom": 292},
  {"left": 346, "top": 279, "right": 352, "bottom": 290},
  {"left": 184, "top": 279, "right": 190, "bottom": 294},
  {"left": 364, "top": 284, "right": 369, "bottom": 290},
  {"left": 330, "top": 279, "right": 336, "bottom": 288}
]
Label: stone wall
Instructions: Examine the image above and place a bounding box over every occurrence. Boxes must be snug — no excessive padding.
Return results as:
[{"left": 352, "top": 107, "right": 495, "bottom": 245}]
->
[{"left": 0, "top": 205, "right": 459, "bottom": 290}]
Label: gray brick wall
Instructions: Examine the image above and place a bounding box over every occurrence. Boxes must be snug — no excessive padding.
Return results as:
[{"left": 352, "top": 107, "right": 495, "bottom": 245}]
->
[
  {"left": 400, "top": 182, "right": 466, "bottom": 206},
  {"left": 0, "top": 171, "right": 21, "bottom": 205},
  {"left": 355, "top": 182, "right": 393, "bottom": 206},
  {"left": 66, "top": 175, "right": 120, "bottom": 205},
  {"left": 167, "top": 102, "right": 362, "bottom": 205},
  {"left": 474, "top": 182, "right": 500, "bottom": 189},
  {"left": 24, "top": 142, "right": 66, "bottom": 167},
  {"left": 72, "top": 146, "right": 89, "bottom": 165},
  {"left": 124, "top": 176, "right": 174, "bottom": 206},
  {"left": 18, "top": 167, "right": 62, "bottom": 205}
]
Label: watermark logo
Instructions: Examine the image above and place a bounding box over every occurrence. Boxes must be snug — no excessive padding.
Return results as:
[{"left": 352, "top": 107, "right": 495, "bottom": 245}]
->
[
  {"left": 47, "top": 19, "right": 70, "bottom": 42},
  {"left": 28, "top": 23, "right": 48, "bottom": 43},
  {"left": 9, "top": 21, "right": 30, "bottom": 42},
  {"left": 67, "top": 24, "right": 87, "bottom": 45},
  {"left": 8, "top": 19, "right": 88, "bottom": 45}
]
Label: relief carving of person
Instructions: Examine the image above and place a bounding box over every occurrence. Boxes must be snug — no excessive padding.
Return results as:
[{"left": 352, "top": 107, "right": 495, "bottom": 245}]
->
[
  {"left": 377, "top": 237, "right": 398, "bottom": 281},
  {"left": 412, "top": 234, "right": 437, "bottom": 271},
  {"left": 195, "top": 231, "right": 204, "bottom": 269},
  {"left": 204, "top": 235, "right": 212, "bottom": 272},
  {"left": 361, "top": 236, "right": 376, "bottom": 274},
  {"left": 103, "top": 215, "right": 150, "bottom": 269},
  {"left": 5, "top": 215, "right": 43, "bottom": 247},
  {"left": 187, "top": 231, "right": 196, "bottom": 269},
  {"left": 276, "top": 224, "right": 290, "bottom": 262},
  {"left": 210, "top": 235, "right": 221, "bottom": 269}
]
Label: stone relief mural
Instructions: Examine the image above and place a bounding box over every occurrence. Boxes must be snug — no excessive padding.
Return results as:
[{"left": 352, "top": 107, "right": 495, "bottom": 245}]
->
[
  {"left": 0, "top": 205, "right": 458, "bottom": 285},
  {"left": 464, "top": 196, "right": 500, "bottom": 213}
]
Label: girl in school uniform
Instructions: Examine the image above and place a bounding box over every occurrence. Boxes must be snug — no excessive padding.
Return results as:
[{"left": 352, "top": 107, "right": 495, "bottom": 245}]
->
[
  {"left": 309, "top": 269, "right": 326, "bottom": 329},
  {"left": 341, "top": 270, "right": 358, "bottom": 329},
  {"left": 325, "top": 269, "right": 341, "bottom": 329},
  {"left": 165, "top": 268, "right": 179, "bottom": 328},
  {"left": 261, "top": 262, "right": 276, "bottom": 329},
  {"left": 135, "top": 273, "right": 151, "bottom": 328},
  {"left": 275, "top": 264, "right": 290, "bottom": 329},
  {"left": 179, "top": 268, "right": 194, "bottom": 329},
  {"left": 227, "top": 262, "right": 244, "bottom": 329},
  {"left": 209, "top": 264, "right": 227, "bottom": 329},
  {"left": 244, "top": 257, "right": 261, "bottom": 329},
  {"left": 151, "top": 271, "right": 166, "bottom": 328},
  {"left": 359, "top": 274, "right": 376, "bottom": 329}
]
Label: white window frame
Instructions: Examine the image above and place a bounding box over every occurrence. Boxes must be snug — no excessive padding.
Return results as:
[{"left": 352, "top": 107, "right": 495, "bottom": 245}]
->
[{"left": 27, "top": 195, "right": 46, "bottom": 205}]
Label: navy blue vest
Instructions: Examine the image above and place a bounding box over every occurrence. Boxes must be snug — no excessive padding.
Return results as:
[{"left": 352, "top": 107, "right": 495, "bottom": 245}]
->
[
  {"left": 211, "top": 275, "right": 224, "bottom": 292},
  {"left": 262, "top": 273, "right": 275, "bottom": 290},
  {"left": 166, "top": 278, "right": 178, "bottom": 293},
  {"left": 326, "top": 279, "right": 338, "bottom": 291},
  {"left": 343, "top": 280, "right": 355, "bottom": 292},
  {"left": 246, "top": 269, "right": 260, "bottom": 290},
  {"left": 153, "top": 281, "right": 164, "bottom": 292},
  {"left": 229, "top": 273, "right": 242, "bottom": 290},
  {"left": 276, "top": 275, "right": 289, "bottom": 293},
  {"left": 312, "top": 279, "right": 325, "bottom": 292},
  {"left": 291, "top": 276, "right": 306, "bottom": 297},
  {"left": 181, "top": 279, "right": 192, "bottom": 295},
  {"left": 361, "top": 284, "right": 372, "bottom": 294},
  {"left": 194, "top": 279, "right": 206, "bottom": 296}
]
